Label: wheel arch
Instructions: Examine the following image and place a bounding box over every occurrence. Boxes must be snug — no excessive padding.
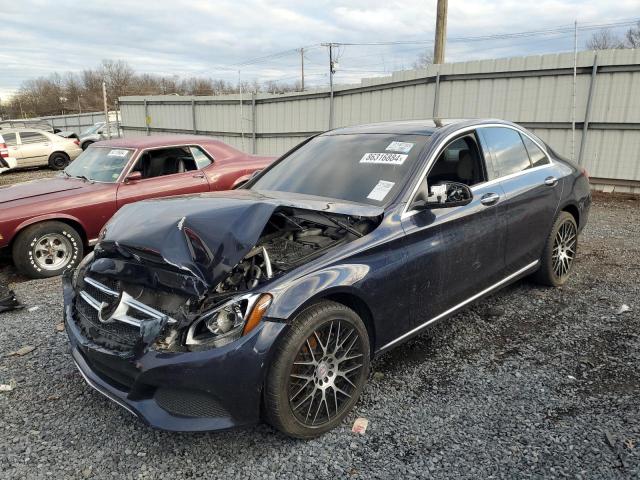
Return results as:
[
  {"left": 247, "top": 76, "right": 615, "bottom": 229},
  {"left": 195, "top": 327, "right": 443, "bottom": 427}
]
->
[
  {"left": 561, "top": 203, "right": 580, "bottom": 226},
  {"left": 12, "top": 215, "right": 89, "bottom": 250},
  {"left": 278, "top": 287, "right": 378, "bottom": 356}
]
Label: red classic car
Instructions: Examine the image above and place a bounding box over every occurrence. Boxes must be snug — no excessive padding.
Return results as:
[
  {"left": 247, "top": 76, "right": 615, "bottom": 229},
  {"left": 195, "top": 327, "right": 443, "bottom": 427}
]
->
[{"left": 0, "top": 135, "right": 276, "bottom": 278}]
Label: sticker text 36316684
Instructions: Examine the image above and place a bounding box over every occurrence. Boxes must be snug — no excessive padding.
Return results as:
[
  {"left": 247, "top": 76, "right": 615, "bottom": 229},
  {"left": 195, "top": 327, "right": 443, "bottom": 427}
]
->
[{"left": 360, "top": 152, "right": 408, "bottom": 165}]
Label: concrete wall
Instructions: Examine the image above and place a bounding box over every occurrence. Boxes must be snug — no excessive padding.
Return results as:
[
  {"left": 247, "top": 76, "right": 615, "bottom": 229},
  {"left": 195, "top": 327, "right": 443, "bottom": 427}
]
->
[{"left": 119, "top": 49, "right": 640, "bottom": 193}]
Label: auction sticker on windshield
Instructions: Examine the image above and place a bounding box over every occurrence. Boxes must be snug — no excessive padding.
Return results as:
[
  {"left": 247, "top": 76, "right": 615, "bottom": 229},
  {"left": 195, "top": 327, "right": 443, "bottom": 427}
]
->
[
  {"left": 107, "top": 149, "right": 129, "bottom": 157},
  {"left": 385, "top": 141, "right": 414, "bottom": 153},
  {"left": 360, "top": 152, "right": 407, "bottom": 165},
  {"left": 367, "top": 180, "right": 395, "bottom": 201}
]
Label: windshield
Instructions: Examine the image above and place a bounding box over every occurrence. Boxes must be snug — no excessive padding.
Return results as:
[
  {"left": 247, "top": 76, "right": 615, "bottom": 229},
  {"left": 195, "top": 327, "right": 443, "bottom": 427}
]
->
[
  {"left": 81, "top": 123, "right": 104, "bottom": 135},
  {"left": 64, "top": 146, "right": 134, "bottom": 182},
  {"left": 251, "top": 133, "right": 430, "bottom": 205}
]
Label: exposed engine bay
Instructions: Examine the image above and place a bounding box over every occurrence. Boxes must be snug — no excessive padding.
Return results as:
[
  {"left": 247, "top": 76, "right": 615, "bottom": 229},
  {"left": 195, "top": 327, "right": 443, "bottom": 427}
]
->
[
  {"left": 72, "top": 199, "right": 380, "bottom": 353},
  {"left": 217, "top": 207, "right": 375, "bottom": 294}
]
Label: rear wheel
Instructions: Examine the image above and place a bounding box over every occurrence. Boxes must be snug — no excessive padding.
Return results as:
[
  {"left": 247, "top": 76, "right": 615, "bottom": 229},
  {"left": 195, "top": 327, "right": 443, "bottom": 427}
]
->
[
  {"left": 81, "top": 141, "right": 94, "bottom": 150},
  {"left": 48, "top": 152, "right": 70, "bottom": 170},
  {"left": 533, "top": 211, "right": 578, "bottom": 286},
  {"left": 13, "top": 221, "right": 83, "bottom": 279},
  {"left": 264, "top": 301, "right": 370, "bottom": 438}
]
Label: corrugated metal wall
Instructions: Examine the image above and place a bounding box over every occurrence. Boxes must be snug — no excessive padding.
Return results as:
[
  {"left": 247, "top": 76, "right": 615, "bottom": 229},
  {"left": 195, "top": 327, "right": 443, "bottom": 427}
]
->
[
  {"left": 17, "top": 112, "right": 120, "bottom": 135},
  {"left": 119, "top": 49, "right": 640, "bottom": 192}
]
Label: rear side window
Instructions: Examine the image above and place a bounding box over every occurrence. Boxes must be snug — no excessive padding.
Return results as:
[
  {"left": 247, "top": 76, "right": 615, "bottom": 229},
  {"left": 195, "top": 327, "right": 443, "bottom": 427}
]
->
[
  {"left": 19, "top": 131, "right": 48, "bottom": 145},
  {"left": 520, "top": 134, "right": 549, "bottom": 167},
  {"left": 480, "top": 127, "right": 531, "bottom": 179},
  {"left": 2, "top": 133, "right": 17, "bottom": 146}
]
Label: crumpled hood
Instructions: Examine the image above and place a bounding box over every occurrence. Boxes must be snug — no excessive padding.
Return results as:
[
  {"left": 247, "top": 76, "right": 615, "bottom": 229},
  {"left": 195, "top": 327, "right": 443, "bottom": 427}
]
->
[
  {"left": 97, "top": 189, "right": 383, "bottom": 293},
  {"left": 0, "top": 176, "right": 84, "bottom": 204}
]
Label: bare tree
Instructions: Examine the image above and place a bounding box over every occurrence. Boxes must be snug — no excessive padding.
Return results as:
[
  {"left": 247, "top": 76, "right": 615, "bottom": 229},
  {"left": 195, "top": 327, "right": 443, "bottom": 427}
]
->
[
  {"left": 586, "top": 29, "right": 624, "bottom": 50},
  {"left": 624, "top": 21, "right": 640, "bottom": 48},
  {"left": 413, "top": 51, "right": 433, "bottom": 69}
]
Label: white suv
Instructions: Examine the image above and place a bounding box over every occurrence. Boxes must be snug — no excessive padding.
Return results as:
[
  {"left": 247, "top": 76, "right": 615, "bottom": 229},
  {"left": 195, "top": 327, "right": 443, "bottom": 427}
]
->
[{"left": 0, "top": 129, "right": 83, "bottom": 173}]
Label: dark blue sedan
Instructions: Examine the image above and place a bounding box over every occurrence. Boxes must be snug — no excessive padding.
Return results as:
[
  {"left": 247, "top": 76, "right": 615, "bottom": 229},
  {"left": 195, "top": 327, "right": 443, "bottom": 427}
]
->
[{"left": 63, "top": 119, "right": 591, "bottom": 438}]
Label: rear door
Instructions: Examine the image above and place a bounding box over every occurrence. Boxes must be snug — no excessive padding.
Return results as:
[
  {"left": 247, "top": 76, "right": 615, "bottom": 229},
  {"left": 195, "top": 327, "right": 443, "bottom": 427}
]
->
[
  {"left": 16, "top": 131, "right": 52, "bottom": 166},
  {"left": 477, "top": 126, "right": 562, "bottom": 272},
  {"left": 401, "top": 131, "right": 507, "bottom": 327},
  {"left": 116, "top": 146, "right": 210, "bottom": 208}
]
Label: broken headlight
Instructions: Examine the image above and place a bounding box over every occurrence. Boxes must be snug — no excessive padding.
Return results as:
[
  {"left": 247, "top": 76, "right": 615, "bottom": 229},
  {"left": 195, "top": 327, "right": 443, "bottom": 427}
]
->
[{"left": 185, "top": 293, "right": 272, "bottom": 350}]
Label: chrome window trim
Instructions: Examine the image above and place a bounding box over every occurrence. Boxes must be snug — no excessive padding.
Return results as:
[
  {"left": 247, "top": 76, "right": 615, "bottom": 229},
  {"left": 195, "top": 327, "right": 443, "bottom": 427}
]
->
[
  {"left": 379, "top": 259, "right": 540, "bottom": 351},
  {"left": 401, "top": 123, "right": 553, "bottom": 220},
  {"left": 116, "top": 142, "right": 215, "bottom": 183}
]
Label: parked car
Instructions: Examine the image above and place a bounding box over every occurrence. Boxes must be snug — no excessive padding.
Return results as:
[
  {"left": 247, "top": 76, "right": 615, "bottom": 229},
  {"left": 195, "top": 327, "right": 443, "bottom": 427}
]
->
[
  {"left": 0, "top": 135, "right": 275, "bottom": 278},
  {"left": 0, "top": 128, "right": 82, "bottom": 171},
  {"left": 0, "top": 133, "right": 18, "bottom": 174},
  {"left": 63, "top": 119, "right": 591, "bottom": 438},
  {"left": 79, "top": 122, "right": 121, "bottom": 150}
]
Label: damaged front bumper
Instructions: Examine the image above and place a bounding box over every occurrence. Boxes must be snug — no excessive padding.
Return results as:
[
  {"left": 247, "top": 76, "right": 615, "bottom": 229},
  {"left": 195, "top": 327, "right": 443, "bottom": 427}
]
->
[{"left": 63, "top": 275, "right": 287, "bottom": 432}]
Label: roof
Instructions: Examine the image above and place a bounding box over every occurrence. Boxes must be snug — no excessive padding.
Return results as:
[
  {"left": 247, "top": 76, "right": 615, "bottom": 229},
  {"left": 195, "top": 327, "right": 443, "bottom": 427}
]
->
[
  {"left": 91, "top": 135, "right": 237, "bottom": 150},
  {"left": 325, "top": 119, "right": 473, "bottom": 136}
]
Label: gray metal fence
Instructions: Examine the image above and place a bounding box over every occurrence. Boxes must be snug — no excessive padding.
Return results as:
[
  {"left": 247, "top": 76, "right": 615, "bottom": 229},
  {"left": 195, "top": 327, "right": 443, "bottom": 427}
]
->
[
  {"left": 119, "top": 49, "right": 640, "bottom": 193},
  {"left": 8, "top": 111, "right": 120, "bottom": 135}
]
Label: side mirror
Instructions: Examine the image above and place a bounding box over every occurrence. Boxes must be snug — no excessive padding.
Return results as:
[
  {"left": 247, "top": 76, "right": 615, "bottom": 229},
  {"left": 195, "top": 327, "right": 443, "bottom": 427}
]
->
[
  {"left": 413, "top": 182, "right": 473, "bottom": 210},
  {"left": 125, "top": 171, "right": 142, "bottom": 183}
]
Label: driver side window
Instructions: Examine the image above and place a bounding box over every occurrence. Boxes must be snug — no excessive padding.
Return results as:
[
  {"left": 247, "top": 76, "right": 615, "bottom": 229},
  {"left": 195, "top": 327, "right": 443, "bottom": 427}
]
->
[
  {"left": 427, "top": 134, "right": 486, "bottom": 187},
  {"left": 132, "top": 147, "right": 201, "bottom": 179}
]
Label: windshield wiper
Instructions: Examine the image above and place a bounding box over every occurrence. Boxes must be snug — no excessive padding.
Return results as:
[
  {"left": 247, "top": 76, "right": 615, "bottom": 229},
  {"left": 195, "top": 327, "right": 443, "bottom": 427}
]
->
[{"left": 74, "top": 174, "right": 93, "bottom": 183}]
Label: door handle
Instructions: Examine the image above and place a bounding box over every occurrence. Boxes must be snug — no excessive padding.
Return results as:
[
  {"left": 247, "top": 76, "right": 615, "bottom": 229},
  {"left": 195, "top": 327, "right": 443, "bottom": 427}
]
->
[
  {"left": 480, "top": 192, "right": 500, "bottom": 206},
  {"left": 193, "top": 173, "right": 205, "bottom": 178},
  {"left": 544, "top": 176, "right": 558, "bottom": 186}
]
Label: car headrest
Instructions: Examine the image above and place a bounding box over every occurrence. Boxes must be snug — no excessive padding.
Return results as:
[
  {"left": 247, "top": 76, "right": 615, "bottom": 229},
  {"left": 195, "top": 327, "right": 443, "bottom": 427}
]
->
[{"left": 456, "top": 150, "right": 474, "bottom": 183}]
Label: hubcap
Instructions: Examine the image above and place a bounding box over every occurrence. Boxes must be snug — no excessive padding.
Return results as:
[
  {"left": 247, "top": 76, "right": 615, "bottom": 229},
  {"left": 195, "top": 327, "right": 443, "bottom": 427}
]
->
[
  {"left": 552, "top": 220, "right": 577, "bottom": 278},
  {"left": 288, "top": 320, "right": 364, "bottom": 427},
  {"left": 32, "top": 233, "right": 72, "bottom": 270}
]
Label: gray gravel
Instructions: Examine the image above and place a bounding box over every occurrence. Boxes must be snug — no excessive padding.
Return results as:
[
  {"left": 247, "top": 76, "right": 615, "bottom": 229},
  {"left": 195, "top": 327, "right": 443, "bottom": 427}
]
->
[
  {"left": 0, "top": 166, "right": 58, "bottom": 187},
  {"left": 0, "top": 194, "right": 638, "bottom": 479}
]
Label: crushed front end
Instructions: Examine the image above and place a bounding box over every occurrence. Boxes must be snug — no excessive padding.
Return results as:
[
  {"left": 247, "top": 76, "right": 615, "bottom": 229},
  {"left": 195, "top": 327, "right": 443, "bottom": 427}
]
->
[{"left": 63, "top": 191, "right": 380, "bottom": 431}]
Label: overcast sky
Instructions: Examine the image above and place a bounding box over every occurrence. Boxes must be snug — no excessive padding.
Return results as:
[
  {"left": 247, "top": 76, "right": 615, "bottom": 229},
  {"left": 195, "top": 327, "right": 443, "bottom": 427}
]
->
[{"left": 1, "top": 0, "right": 638, "bottom": 99}]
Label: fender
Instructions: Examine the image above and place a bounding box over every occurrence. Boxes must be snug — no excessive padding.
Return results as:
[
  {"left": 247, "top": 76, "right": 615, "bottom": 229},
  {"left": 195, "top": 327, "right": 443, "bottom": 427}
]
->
[
  {"left": 267, "top": 264, "right": 376, "bottom": 326},
  {"left": 13, "top": 213, "right": 88, "bottom": 243}
]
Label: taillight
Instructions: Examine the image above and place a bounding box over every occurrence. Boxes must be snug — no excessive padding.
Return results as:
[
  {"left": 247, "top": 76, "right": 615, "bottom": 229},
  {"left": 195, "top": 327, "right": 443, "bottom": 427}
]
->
[
  {"left": 0, "top": 142, "right": 8, "bottom": 158},
  {"left": 73, "top": 139, "right": 80, "bottom": 146},
  {"left": 580, "top": 166, "right": 590, "bottom": 180}
]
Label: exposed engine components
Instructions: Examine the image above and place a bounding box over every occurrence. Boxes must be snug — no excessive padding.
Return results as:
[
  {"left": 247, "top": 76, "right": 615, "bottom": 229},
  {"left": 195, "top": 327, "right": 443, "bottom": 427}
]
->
[{"left": 216, "top": 207, "right": 376, "bottom": 294}]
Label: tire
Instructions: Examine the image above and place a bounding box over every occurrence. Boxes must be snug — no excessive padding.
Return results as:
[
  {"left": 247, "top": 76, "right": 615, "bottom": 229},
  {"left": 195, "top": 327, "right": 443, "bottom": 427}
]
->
[
  {"left": 264, "top": 301, "right": 370, "bottom": 439},
  {"left": 81, "top": 141, "right": 94, "bottom": 151},
  {"left": 532, "top": 211, "right": 578, "bottom": 287},
  {"left": 48, "top": 152, "right": 70, "bottom": 170},
  {"left": 13, "top": 221, "right": 84, "bottom": 279}
]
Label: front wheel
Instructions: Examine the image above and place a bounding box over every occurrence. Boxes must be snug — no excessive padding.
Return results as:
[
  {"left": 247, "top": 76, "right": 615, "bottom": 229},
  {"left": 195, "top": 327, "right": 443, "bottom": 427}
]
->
[
  {"left": 533, "top": 211, "right": 578, "bottom": 286},
  {"left": 13, "top": 221, "right": 84, "bottom": 279},
  {"left": 264, "top": 301, "right": 370, "bottom": 439}
]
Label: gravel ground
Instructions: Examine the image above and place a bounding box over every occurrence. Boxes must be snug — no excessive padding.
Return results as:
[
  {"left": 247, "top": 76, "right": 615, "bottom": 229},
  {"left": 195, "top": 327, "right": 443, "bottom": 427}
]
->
[
  {"left": 0, "top": 166, "right": 58, "bottom": 187},
  {"left": 0, "top": 193, "right": 638, "bottom": 479}
]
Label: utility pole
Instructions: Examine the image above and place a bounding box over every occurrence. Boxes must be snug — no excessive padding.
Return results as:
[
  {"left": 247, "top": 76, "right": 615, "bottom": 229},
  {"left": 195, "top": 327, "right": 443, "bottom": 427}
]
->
[
  {"left": 433, "top": 0, "right": 448, "bottom": 64},
  {"left": 77, "top": 96, "right": 82, "bottom": 115},
  {"left": 102, "top": 81, "right": 111, "bottom": 139},
  {"left": 571, "top": 20, "right": 578, "bottom": 162},
  {"left": 321, "top": 43, "right": 337, "bottom": 129},
  {"left": 300, "top": 47, "right": 305, "bottom": 91}
]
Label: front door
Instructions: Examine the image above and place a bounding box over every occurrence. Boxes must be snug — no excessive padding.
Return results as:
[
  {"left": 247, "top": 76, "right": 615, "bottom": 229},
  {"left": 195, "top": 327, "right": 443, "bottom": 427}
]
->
[
  {"left": 401, "top": 132, "right": 507, "bottom": 330},
  {"left": 116, "top": 146, "right": 210, "bottom": 208}
]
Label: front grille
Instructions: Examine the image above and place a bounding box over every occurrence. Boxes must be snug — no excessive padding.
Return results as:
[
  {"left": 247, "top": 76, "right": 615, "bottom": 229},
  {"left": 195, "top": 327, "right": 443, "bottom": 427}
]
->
[
  {"left": 72, "top": 276, "right": 177, "bottom": 351},
  {"left": 155, "top": 387, "right": 228, "bottom": 418}
]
